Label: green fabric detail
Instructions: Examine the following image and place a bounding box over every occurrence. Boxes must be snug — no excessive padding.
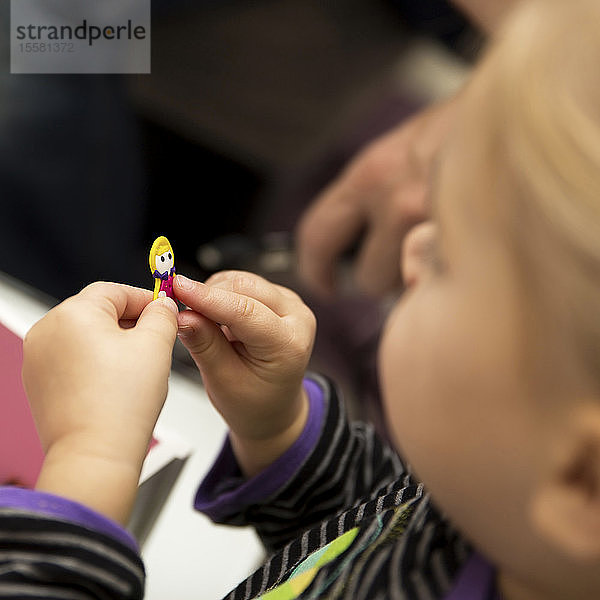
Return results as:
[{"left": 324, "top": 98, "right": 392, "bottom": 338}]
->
[
  {"left": 255, "top": 502, "right": 415, "bottom": 600},
  {"left": 291, "top": 527, "right": 359, "bottom": 579},
  {"left": 256, "top": 569, "right": 316, "bottom": 600},
  {"left": 255, "top": 528, "right": 359, "bottom": 600}
]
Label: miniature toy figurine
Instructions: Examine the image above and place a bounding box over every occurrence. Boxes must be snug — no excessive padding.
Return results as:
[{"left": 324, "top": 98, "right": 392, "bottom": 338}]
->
[{"left": 149, "top": 236, "right": 175, "bottom": 300}]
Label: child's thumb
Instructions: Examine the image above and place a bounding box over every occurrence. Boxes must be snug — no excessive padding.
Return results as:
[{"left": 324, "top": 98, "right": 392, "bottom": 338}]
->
[{"left": 136, "top": 297, "right": 179, "bottom": 347}]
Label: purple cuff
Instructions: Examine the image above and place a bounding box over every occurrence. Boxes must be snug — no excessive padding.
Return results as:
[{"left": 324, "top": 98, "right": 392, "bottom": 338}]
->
[
  {"left": 443, "top": 552, "right": 499, "bottom": 600},
  {"left": 0, "top": 486, "right": 139, "bottom": 552},
  {"left": 195, "top": 377, "right": 325, "bottom": 521}
]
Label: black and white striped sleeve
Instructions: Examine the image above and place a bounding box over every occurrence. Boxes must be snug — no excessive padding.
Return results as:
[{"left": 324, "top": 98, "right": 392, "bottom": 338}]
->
[
  {"left": 0, "top": 508, "right": 145, "bottom": 599},
  {"left": 202, "top": 373, "right": 411, "bottom": 553}
]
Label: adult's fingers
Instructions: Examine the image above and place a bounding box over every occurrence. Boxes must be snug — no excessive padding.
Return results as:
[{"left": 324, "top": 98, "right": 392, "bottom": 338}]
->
[
  {"left": 354, "top": 180, "right": 427, "bottom": 296},
  {"left": 354, "top": 227, "right": 405, "bottom": 296},
  {"left": 296, "top": 178, "right": 365, "bottom": 297},
  {"left": 296, "top": 122, "right": 410, "bottom": 297}
]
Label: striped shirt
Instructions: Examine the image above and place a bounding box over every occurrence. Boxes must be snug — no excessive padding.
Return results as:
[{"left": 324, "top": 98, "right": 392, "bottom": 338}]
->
[
  {"left": 196, "top": 374, "right": 483, "bottom": 600},
  {"left": 0, "top": 374, "right": 499, "bottom": 599}
]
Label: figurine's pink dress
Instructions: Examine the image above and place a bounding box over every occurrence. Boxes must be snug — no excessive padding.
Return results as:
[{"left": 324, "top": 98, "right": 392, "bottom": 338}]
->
[{"left": 154, "top": 268, "right": 175, "bottom": 300}]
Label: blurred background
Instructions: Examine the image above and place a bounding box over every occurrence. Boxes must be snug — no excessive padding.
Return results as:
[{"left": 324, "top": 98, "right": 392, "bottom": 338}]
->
[{"left": 0, "top": 0, "right": 477, "bottom": 426}]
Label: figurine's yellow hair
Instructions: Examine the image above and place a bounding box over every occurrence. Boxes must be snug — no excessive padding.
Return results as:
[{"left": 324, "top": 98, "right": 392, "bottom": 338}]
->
[{"left": 149, "top": 236, "right": 174, "bottom": 273}]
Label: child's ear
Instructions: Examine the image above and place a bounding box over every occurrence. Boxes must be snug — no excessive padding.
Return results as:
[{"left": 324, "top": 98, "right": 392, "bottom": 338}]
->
[{"left": 531, "top": 404, "right": 600, "bottom": 560}]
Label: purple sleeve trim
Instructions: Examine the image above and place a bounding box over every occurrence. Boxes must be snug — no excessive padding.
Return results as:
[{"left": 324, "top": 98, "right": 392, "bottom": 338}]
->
[
  {"left": 0, "top": 486, "right": 139, "bottom": 552},
  {"left": 443, "top": 552, "right": 498, "bottom": 600},
  {"left": 194, "top": 377, "right": 325, "bottom": 521}
]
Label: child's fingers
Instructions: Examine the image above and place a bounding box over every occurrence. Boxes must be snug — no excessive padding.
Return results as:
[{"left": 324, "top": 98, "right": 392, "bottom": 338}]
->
[
  {"left": 78, "top": 282, "right": 154, "bottom": 321},
  {"left": 174, "top": 275, "right": 290, "bottom": 352},
  {"left": 193, "top": 271, "right": 316, "bottom": 354},
  {"left": 203, "top": 271, "right": 300, "bottom": 318},
  {"left": 135, "top": 297, "right": 179, "bottom": 349},
  {"left": 204, "top": 273, "right": 311, "bottom": 330},
  {"left": 177, "top": 310, "right": 238, "bottom": 370}
]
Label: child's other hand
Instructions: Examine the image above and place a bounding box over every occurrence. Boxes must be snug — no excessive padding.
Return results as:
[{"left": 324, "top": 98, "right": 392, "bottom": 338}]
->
[
  {"left": 174, "top": 272, "right": 316, "bottom": 477},
  {"left": 22, "top": 282, "right": 178, "bottom": 521}
]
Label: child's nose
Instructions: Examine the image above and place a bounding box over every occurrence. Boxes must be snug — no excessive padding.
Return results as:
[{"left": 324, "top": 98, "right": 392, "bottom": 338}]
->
[{"left": 401, "top": 221, "right": 438, "bottom": 288}]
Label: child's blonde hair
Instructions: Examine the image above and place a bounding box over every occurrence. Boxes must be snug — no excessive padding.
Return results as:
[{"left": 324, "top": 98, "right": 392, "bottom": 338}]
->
[{"left": 481, "top": 0, "right": 600, "bottom": 389}]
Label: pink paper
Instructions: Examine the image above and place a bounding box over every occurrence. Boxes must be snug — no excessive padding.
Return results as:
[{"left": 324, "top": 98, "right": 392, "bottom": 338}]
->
[
  {"left": 0, "top": 323, "right": 44, "bottom": 488},
  {"left": 0, "top": 322, "right": 159, "bottom": 489}
]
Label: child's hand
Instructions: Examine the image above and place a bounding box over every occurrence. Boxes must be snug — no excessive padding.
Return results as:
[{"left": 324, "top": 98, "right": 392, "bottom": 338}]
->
[
  {"left": 174, "top": 272, "right": 316, "bottom": 477},
  {"left": 22, "top": 282, "right": 178, "bottom": 523}
]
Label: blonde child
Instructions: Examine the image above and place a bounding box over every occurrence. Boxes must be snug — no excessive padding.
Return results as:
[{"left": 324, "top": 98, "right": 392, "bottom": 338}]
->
[{"left": 2, "top": 0, "right": 600, "bottom": 598}]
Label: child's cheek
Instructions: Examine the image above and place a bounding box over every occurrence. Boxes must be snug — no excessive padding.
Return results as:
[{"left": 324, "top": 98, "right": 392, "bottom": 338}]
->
[
  {"left": 378, "top": 287, "right": 466, "bottom": 470},
  {"left": 378, "top": 296, "right": 428, "bottom": 454}
]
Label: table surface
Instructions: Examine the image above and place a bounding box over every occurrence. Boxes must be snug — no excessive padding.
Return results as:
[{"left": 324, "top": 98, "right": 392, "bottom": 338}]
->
[{"left": 0, "top": 273, "right": 264, "bottom": 600}]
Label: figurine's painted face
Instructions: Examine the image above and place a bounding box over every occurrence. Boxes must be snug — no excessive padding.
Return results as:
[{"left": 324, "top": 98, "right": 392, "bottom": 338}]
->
[{"left": 155, "top": 250, "right": 174, "bottom": 275}]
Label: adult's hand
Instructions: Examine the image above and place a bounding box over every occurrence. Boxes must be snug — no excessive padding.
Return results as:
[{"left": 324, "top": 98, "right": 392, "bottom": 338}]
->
[{"left": 296, "top": 94, "right": 461, "bottom": 298}]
